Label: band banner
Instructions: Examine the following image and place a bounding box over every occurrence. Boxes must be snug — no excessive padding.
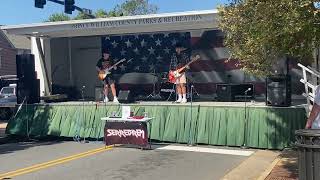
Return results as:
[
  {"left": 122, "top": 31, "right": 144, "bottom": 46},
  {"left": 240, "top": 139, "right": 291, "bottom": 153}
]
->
[{"left": 104, "top": 121, "right": 149, "bottom": 147}]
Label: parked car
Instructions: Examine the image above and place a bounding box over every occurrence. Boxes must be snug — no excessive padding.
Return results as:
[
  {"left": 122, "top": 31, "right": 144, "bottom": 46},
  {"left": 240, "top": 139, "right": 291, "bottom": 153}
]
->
[{"left": 0, "top": 84, "right": 17, "bottom": 120}]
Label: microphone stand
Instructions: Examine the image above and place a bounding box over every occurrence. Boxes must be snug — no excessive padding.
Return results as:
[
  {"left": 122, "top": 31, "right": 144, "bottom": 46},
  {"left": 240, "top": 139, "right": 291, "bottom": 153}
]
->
[
  {"left": 81, "top": 86, "right": 89, "bottom": 143},
  {"left": 242, "top": 88, "right": 251, "bottom": 148},
  {"left": 188, "top": 85, "right": 195, "bottom": 146},
  {"left": 74, "top": 86, "right": 89, "bottom": 143}
]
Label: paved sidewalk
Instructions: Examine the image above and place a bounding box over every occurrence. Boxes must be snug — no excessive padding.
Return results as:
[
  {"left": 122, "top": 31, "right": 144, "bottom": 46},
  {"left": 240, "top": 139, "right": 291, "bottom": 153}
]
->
[
  {"left": 263, "top": 149, "right": 298, "bottom": 180},
  {"left": 222, "top": 150, "right": 280, "bottom": 180}
]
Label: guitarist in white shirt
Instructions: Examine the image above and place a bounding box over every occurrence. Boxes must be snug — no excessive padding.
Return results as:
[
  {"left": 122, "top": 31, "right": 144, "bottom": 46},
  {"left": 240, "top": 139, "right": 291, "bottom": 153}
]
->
[
  {"left": 170, "top": 43, "right": 189, "bottom": 103},
  {"left": 96, "top": 50, "right": 119, "bottom": 103}
]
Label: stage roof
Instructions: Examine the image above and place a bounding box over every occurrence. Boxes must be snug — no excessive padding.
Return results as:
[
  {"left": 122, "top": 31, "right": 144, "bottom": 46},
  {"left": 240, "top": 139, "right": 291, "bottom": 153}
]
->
[{"left": 1, "top": 10, "right": 218, "bottom": 38}]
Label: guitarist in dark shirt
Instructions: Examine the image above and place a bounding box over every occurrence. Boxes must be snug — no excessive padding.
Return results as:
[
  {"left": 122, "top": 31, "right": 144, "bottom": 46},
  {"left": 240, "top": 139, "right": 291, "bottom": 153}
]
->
[
  {"left": 169, "top": 43, "right": 189, "bottom": 103},
  {"left": 96, "top": 50, "right": 118, "bottom": 103}
]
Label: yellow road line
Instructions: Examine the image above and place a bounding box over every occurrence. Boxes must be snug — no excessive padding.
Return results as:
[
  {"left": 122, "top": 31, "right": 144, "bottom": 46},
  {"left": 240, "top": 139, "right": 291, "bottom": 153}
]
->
[{"left": 0, "top": 146, "right": 113, "bottom": 179}]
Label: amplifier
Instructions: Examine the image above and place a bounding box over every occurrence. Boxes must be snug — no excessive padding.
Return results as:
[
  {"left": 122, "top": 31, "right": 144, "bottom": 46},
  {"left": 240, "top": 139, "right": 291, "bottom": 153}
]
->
[{"left": 216, "top": 83, "right": 254, "bottom": 102}]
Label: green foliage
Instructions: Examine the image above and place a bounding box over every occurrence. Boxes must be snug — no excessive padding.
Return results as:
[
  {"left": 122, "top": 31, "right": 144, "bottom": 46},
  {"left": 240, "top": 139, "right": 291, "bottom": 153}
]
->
[
  {"left": 73, "top": 12, "right": 94, "bottom": 20},
  {"left": 46, "top": 0, "right": 158, "bottom": 22},
  {"left": 46, "top": 13, "right": 71, "bottom": 22},
  {"left": 95, "top": 9, "right": 108, "bottom": 18},
  {"left": 110, "top": 0, "right": 158, "bottom": 16},
  {"left": 218, "top": 0, "right": 320, "bottom": 75}
]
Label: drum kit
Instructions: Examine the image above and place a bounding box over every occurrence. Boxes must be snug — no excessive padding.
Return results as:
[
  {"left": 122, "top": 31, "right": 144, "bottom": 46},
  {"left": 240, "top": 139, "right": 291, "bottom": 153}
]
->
[
  {"left": 145, "top": 71, "right": 200, "bottom": 101},
  {"left": 146, "top": 71, "right": 175, "bottom": 100}
]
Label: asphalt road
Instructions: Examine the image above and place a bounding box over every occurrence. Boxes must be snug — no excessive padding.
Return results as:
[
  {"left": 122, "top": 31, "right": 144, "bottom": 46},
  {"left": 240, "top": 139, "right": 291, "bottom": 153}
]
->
[{"left": 0, "top": 141, "right": 251, "bottom": 180}]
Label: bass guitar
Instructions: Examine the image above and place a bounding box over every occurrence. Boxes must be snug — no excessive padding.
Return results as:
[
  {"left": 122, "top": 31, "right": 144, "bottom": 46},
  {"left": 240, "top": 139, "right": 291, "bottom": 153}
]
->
[
  {"left": 168, "top": 55, "right": 200, "bottom": 83},
  {"left": 98, "top": 58, "right": 132, "bottom": 80}
]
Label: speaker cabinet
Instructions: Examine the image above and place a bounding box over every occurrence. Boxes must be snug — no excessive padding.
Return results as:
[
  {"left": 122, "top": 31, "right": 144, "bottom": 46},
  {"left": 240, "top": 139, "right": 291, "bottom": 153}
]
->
[
  {"left": 266, "top": 75, "right": 291, "bottom": 107},
  {"left": 16, "top": 54, "right": 36, "bottom": 80},
  {"left": 17, "top": 78, "right": 40, "bottom": 104},
  {"left": 216, "top": 83, "right": 254, "bottom": 102},
  {"left": 117, "top": 90, "right": 134, "bottom": 103},
  {"left": 216, "top": 84, "right": 233, "bottom": 101}
]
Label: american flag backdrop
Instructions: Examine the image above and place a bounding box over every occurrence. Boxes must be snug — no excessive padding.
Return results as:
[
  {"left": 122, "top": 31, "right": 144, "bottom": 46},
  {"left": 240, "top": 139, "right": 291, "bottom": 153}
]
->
[
  {"left": 101, "top": 32, "right": 191, "bottom": 74},
  {"left": 101, "top": 30, "right": 303, "bottom": 96}
]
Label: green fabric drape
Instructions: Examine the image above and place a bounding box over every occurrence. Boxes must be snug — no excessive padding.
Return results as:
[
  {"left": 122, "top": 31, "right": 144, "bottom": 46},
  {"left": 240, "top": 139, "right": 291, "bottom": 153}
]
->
[{"left": 5, "top": 104, "right": 306, "bottom": 149}]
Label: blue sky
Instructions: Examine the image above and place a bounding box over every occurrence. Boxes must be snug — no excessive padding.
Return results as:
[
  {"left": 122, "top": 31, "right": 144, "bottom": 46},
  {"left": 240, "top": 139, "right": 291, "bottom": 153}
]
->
[{"left": 0, "top": 0, "right": 228, "bottom": 25}]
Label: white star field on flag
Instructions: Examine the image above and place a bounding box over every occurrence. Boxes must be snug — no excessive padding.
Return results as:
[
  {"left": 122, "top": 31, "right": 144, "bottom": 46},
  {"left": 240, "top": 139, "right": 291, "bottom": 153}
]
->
[{"left": 101, "top": 32, "right": 191, "bottom": 73}]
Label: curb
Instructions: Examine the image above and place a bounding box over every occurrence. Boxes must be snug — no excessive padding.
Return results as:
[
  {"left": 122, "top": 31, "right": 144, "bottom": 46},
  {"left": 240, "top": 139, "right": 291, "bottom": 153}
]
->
[
  {"left": 257, "top": 156, "right": 281, "bottom": 180},
  {"left": 221, "top": 150, "right": 280, "bottom": 180}
]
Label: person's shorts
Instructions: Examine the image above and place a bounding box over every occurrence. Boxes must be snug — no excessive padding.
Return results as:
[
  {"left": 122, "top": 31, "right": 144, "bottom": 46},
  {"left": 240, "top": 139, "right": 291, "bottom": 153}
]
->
[
  {"left": 175, "top": 73, "right": 186, "bottom": 84},
  {"left": 103, "top": 76, "right": 115, "bottom": 85}
]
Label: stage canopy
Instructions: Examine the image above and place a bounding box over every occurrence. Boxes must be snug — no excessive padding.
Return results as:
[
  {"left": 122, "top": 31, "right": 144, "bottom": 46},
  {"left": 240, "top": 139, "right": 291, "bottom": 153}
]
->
[{"left": 1, "top": 10, "right": 218, "bottom": 38}]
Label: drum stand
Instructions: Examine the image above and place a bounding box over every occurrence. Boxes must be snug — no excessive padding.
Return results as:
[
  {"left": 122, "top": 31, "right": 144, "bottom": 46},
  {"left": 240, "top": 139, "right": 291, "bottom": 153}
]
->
[{"left": 166, "top": 83, "right": 177, "bottom": 101}]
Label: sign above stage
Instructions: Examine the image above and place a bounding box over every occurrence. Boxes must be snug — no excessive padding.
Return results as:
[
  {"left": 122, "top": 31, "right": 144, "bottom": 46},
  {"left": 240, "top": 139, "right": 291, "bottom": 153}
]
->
[
  {"left": 1, "top": 10, "right": 218, "bottom": 38},
  {"left": 71, "top": 14, "right": 203, "bottom": 29}
]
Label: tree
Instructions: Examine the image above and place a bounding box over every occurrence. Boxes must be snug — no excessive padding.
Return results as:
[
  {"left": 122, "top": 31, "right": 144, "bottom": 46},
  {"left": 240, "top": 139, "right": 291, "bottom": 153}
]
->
[
  {"left": 46, "top": 0, "right": 158, "bottom": 21},
  {"left": 95, "top": 9, "right": 108, "bottom": 18},
  {"left": 218, "top": 0, "right": 320, "bottom": 75},
  {"left": 46, "top": 13, "right": 71, "bottom": 22},
  {"left": 110, "top": 0, "right": 158, "bottom": 16},
  {"left": 73, "top": 12, "right": 94, "bottom": 20}
]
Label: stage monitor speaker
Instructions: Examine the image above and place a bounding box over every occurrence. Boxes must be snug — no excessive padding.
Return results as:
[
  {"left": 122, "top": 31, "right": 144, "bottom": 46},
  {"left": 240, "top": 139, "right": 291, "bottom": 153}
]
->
[
  {"left": 216, "top": 83, "right": 254, "bottom": 102},
  {"left": 17, "top": 78, "right": 40, "bottom": 104},
  {"left": 266, "top": 75, "right": 291, "bottom": 107},
  {"left": 216, "top": 84, "right": 233, "bottom": 101},
  {"left": 118, "top": 90, "right": 134, "bottom": 103},
  {"left": 16, "top": 54, "right": 36, "bottom": 79}
]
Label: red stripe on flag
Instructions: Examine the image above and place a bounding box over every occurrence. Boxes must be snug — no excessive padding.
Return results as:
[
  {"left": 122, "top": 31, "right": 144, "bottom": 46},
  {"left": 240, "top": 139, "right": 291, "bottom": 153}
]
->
[
  {"left": 190, "top": 59, "right": 241, "bottom": 72},
  {"left": 191, "top": 37, "right": 201, "bottom": 46}
]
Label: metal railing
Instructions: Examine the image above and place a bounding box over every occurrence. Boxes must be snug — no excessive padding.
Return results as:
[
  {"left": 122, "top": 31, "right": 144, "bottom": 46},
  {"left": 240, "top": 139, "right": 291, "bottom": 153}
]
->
[{"left": 298, "top": 63, "right": 320, "bottom": 114}]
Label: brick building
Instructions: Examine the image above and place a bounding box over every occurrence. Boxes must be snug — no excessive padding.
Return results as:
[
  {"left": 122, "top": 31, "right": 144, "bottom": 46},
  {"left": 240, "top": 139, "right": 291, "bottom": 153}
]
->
[
  {"left": 0, "top": 29, "right": 16, "bottom": 76},
  {"left": 0, "top": 28, "right": 31, "bottom": 77}
]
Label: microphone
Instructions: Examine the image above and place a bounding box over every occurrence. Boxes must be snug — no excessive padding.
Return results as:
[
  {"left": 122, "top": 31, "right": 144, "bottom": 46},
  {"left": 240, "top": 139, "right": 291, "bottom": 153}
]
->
[{"left": 245, "top": 88, "right": 251, "bottom": 93}]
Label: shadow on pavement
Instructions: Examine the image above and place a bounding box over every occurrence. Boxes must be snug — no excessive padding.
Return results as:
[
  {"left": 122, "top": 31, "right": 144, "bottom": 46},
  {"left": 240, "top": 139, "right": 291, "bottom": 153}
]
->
[
  {"left": 265, "top": 149, "right": 298, "bottom": 180},
  {"left": 0, "top": 136, "right": 69, "bottom": 155}
]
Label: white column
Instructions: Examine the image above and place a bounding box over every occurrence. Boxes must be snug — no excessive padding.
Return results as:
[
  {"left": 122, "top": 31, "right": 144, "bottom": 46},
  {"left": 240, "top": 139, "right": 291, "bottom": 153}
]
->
[{"left": 31, "top": 37, "right": 52, "bottom": 96}]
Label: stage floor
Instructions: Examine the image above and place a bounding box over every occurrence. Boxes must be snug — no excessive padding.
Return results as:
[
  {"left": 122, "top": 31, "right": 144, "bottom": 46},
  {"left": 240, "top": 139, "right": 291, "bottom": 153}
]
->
[{"left": 45, "top": 99, "right": 307, "bottom": 108}]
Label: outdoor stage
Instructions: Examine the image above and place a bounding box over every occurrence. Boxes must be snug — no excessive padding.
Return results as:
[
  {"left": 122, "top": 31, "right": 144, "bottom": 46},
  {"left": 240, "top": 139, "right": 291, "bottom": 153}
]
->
[{"left": 5, "top": 100, "right": 306, "bottom": 150}]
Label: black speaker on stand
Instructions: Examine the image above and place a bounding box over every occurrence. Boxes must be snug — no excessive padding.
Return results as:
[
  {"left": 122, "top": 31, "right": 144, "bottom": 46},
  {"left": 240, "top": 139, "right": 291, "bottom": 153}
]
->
[
  {"left": 16, "top": 54, "right": 40, "bottom": 104},
  {"left": 16, "top": 54, "right": 36, "bottom": 79},
  {"left": 17, "top": 78, "right": 40, "bottom": 104},
  {"left": 266, "top": 75, "right": 291, "bottom": 107}
]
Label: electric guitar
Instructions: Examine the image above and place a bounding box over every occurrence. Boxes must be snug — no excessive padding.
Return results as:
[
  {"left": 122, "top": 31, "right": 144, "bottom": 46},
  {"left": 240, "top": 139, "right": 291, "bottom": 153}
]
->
[
  {"left": 168, "top": 55, "right": 200, "bottom": 83},
  {"left": 98, "top": 58, "right": 132, "bottom": 80}
]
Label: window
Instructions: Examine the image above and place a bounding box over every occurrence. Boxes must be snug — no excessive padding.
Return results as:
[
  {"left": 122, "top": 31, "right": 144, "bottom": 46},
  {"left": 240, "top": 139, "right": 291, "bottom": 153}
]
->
[{"left": 0, "top": 87, "right": 14, "bottom": 95}]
